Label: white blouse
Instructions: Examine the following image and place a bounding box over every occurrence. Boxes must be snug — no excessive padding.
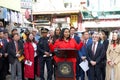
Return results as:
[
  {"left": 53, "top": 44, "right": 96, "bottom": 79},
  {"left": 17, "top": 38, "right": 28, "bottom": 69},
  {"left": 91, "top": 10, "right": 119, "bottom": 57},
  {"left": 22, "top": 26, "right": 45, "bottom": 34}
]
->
[{"left": 32, "top": 42, "right": 37, "bottom": 57}]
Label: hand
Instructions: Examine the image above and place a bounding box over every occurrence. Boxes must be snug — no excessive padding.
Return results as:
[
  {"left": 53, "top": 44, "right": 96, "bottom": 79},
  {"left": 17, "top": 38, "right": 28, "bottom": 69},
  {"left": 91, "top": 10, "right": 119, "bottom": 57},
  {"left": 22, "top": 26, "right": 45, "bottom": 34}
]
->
[
  {"left": 16, "top": 51, "right": 20, "bottom": 54},
  {"left": 16, "top": 54, "right": 20, "bottom": 57},
  {"left": 109, "top": 61, "right": 114, "bottom": 67},
  {"left": 80, "top": 37, "right": 84, "bottom": 42},
  {"left": 4, "top": 53, "right": 8, "bottom": 57},
  {"left": 48, "top": 37, "right": 53, "bottom": 44},
  {"left": 90, "top": 61, "right": 96, "bottom": 66},
  {"left": 44, "top": 52, "right": 50, "bottom": 57},
  {"left": 0, "top": 53, "right": 2, "bottom": 57},
  {"left": 81, "top": 56, "right": 86, "bottom": 61}
]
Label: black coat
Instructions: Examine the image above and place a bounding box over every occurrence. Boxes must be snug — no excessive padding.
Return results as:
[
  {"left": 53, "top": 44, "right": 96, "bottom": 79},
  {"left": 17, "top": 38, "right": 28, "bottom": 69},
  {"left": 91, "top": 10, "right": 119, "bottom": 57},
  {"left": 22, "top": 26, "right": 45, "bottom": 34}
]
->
[
  {"left": 37, "top": 37, "right": 50, "bottom": 57},
  {"left": 8, "top": 40, "right": 23, "bottom": 64}
]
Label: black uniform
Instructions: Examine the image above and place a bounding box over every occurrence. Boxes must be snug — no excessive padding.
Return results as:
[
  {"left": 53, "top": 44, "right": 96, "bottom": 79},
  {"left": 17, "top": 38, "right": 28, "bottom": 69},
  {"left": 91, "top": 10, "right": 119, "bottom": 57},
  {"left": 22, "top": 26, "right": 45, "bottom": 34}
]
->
[{"left": 37, "top": 37, "right": 53, "bottom": 80}]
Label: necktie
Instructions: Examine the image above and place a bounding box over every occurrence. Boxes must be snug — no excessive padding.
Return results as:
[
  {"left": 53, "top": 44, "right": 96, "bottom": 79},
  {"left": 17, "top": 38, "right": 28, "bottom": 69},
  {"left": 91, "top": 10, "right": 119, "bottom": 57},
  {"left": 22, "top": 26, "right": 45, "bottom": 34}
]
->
[
  {"left": 92, "top": 42, "right": 96, "bottom": 55},
  {"left": 15, "top": 41, "right": 18, "bottom": 52},
  {"left": 84, "top": 40, "right": 86, "bottom": 46}
]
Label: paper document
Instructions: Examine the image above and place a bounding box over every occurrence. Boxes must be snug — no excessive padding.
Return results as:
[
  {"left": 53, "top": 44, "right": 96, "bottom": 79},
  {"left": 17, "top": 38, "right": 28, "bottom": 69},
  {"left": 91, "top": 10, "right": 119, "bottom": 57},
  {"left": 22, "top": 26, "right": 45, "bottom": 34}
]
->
[
  {"left": 25, "top": 60, "right": 32, "bottom": 66},
  {"left": 79, "top": 60, "right": 89, "bottom": 72}
]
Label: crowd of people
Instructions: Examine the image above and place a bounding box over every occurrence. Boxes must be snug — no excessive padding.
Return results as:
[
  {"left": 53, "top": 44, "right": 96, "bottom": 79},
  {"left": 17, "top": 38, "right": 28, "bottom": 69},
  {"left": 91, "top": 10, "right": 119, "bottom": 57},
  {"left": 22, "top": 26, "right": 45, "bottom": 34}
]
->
[{"left": 0, "top": 21, "right": 120, "bottom": 80}]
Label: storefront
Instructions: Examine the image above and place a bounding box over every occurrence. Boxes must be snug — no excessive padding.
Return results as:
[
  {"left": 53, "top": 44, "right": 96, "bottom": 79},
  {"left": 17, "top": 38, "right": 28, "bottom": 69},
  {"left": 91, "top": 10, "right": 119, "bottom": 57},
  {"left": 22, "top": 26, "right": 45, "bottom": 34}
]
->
[
  {"left": 33, "top": 9, "right": 83, "bottom": 31},
  {"left": 0, "top": 0, "right": 24, "bottom": 32},
  {"left": 81, "top": 10, "right": 120, "bottom": 31}
]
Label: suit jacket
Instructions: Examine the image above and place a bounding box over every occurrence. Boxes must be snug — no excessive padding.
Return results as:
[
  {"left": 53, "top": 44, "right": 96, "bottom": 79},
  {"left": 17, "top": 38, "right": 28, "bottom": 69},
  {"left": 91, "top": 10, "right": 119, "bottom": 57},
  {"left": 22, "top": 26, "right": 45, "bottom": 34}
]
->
[
  {"left": 2, "top": 39, "right": 9, "bottom": 54},
  {"left": 8, "top": 40, "right": 23, "bottom": 64},
  {"left": 0, "top": 39, "right": 8, "bottom": 63},
  {"left": 74, "top": 35, "right": 80, "bottom": 44},
  {"left": 79, "top": 38, "right": 92, "bottom": 59},
  {"left": 86, "top": 42, "right": 105, "bottom": 67},
  {"left": 0, "top": 39, "right": 8, "bottom": 55},
  {"left": 99, "top": 39, "right": 109, "bottom": 62}
]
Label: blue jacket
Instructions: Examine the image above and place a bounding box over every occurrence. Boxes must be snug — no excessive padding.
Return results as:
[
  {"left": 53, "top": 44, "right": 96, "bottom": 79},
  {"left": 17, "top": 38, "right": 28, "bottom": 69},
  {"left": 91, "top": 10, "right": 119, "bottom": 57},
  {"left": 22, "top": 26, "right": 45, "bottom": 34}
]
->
[
  {"left": 78, "top": 38, "right": 92, "bottom": 59},
  {"left": 74, "top": 35, "right": 80, "bottom": 44}
]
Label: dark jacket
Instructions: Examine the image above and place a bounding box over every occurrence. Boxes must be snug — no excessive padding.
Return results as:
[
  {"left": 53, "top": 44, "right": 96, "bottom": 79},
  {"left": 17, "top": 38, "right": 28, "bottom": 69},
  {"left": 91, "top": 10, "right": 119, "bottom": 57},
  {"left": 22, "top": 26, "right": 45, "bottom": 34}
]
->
[
  {"left": 99, "top": 39, "right": 109, "bottom": 61},
  {"left": 86, "top": 42, "right": 105, "bottom": 67},
  {"left": 79, "top": 38, "right": 92, "bottom": 60},
  {"left": 74, "top": 35, "right": 80, "bottom": 44},
  {"left": 37, "top": 37, "right": 50, "bottom": 57},
  {"left": 8, "top": 40, "right": 23, "bottom": 64},
  {"left": 0, "top": 39, "right": 8, "bottom": 55}
]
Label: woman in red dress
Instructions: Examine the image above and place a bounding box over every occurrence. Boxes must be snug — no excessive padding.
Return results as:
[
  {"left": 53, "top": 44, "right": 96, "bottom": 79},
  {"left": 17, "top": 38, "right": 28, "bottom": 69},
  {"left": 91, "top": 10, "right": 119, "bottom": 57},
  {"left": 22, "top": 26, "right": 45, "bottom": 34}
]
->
[
  {"left": 24, "top": 33, "right": 37, "bottom": 80},
  {"left": 49, "top": 28, "right": 83, "bottom": 80}
]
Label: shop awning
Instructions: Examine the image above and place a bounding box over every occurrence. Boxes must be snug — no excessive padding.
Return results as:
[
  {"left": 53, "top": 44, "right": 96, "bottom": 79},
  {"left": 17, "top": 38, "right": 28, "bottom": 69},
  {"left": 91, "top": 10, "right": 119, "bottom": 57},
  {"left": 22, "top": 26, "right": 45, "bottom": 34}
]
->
[
  {"left": 0, "top": 0, "right": 21, "bottom": 11},
  {"left": 83, "top": 20, "right": 120, "bottom": 28},
  {"left": 32, "top": 9, "right": 80, "bottom": 15}
]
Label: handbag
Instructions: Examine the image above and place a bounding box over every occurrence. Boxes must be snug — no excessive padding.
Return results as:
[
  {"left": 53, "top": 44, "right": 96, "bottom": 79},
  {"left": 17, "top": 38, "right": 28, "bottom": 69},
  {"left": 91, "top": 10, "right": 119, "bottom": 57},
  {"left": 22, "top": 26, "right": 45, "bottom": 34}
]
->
[
  {"left": 18, "top": 55, "right": 25, "bottom": 62},
  {"left": 17, "top": 50, "right": 25, "bottom": 62}
]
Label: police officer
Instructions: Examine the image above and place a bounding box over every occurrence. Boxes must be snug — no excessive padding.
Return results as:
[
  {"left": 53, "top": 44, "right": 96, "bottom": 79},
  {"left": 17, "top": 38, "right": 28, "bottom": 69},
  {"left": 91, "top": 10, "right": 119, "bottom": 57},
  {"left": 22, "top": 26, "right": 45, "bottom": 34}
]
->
[{"left": 37, "top": 28, "right": 53, "bottom": 80}]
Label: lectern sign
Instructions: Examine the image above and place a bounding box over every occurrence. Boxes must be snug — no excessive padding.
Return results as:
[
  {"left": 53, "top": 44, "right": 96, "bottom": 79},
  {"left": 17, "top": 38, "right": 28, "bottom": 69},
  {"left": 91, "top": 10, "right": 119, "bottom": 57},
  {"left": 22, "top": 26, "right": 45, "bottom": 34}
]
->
[{"left": 57, "top": 62, "right": 73, "bottom": 78}]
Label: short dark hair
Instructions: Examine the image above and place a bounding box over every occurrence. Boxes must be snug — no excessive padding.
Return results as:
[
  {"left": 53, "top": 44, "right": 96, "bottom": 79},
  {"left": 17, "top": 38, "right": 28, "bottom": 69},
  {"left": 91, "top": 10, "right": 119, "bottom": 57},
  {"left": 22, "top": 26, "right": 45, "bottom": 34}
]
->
[
  {"left": 59, "top": 28, "right": 70, "bottom": 41},
  {"left": 12, "top": 33, "right": 18, "bottom": 38},
  {"left": 11, "top": 29, "right": 17, "bottom": 33},
  {"left": 82, "top": 31, "right": 89, "bottom": 35},
  {"left": 70, "top": 27, "right": 75, "bottom": 30}
]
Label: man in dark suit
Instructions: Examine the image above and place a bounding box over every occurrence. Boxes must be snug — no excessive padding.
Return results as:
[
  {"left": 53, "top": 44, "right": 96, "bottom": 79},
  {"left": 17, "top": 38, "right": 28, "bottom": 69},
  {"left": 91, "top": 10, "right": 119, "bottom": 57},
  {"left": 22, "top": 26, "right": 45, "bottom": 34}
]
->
[
  {"left": 8, "top": 33, "right": 23, "bottom": 80},
  {"left": 86, "top": 32, "right": 104, "bottom": 80},
  {"left": 2, "top": 30, "right": 9, "bottom": 80},
  {"left": 79, "top": 31, "right": 92, "bottom": 80},
  {"left": 0, "top": 29, "right": 8, "bottom": 80},
  {"left": 70, "top": 27, "right": 80, "bottom": 80}
]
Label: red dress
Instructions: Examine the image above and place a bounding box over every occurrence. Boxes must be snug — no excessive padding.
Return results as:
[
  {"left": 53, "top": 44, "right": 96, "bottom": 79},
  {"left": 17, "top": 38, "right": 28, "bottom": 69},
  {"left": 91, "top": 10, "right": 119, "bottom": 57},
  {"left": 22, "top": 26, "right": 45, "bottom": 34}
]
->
[
  {"left": 49, "top": 38, "right": 83, "bottom": 79},
  {"left": 24, "top": 42, "right": 35, "bottom": 79}
]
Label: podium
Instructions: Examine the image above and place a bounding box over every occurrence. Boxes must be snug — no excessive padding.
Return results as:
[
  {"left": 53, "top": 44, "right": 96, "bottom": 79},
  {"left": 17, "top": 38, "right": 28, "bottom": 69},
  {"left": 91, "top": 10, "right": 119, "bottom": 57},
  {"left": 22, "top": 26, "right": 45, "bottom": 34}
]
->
[{"left": 54, "top": 48, "right": 77, "bottom": 80}]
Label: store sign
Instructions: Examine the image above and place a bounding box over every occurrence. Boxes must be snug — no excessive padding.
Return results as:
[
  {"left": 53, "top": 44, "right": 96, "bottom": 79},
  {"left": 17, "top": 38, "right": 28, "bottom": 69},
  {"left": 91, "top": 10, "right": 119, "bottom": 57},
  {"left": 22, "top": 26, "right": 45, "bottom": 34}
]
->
[
  {"left": 34, "top": 15, "right": 51, "bottom": 21},
  {"left": 21, "top": 0, "right": 32, "bottom": 9},
  {"left": 70, "top": 15, "right": 78, "bottom": 27},
  {"left": 53, "top": 18, "right": 67, "bottom": 23}
]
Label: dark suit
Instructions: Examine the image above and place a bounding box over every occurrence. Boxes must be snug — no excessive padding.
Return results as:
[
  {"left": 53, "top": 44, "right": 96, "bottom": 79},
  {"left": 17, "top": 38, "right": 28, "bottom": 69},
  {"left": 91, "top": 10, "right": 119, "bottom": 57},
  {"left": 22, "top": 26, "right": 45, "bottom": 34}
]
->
[
  {"left": 0, "top": 39, "right": 8, "bottom": 80},
  {"left": 87, "top": 42, "right": 104, "bottom": 80},
  {"left": 99, "top": 39, "right": 109, "bottom": 80},
  {"left": 73, "top": 35, "right": 81, "bottom": 80},
  {"left": 74, "top": 35, "right": 80, "bottom": 44},
  {"left": 8, "top": 40, "right": 23, "bottom": 64},
  {"left": 2, "top": 39, "right": 9, "bottom": 80},
  {"left": 8, "top": 40, "right": 23, "bottom": 80}
]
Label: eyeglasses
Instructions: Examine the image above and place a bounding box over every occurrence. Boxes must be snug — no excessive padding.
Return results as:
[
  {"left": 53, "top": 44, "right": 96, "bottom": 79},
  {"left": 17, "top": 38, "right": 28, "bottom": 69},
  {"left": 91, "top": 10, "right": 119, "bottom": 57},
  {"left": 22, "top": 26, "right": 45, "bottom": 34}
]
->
[{"left": 92, "top": 36, "right": 98, "bottom": 38}]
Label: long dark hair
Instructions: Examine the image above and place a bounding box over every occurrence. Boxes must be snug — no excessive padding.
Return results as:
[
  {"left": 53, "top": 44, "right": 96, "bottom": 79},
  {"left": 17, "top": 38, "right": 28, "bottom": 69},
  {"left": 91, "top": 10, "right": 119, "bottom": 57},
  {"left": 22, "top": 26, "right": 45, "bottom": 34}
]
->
[
  {"left": 26, "top": 33, "right": 35, "bottom": 42},
  {"left": 59, "top": 28, "right": 70, "bottom": 41},
  {"left": 54, "top": 27, "right": 61, "bottom": 36},
  {"left": 99, "top": 30, "right": 107, "bottom": 40},
  {"left": 111, "top": 31, "right": 120, "bottom": 44},
  {"left": 53, "top": 27, "right": 61, "bottom": 43}
]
